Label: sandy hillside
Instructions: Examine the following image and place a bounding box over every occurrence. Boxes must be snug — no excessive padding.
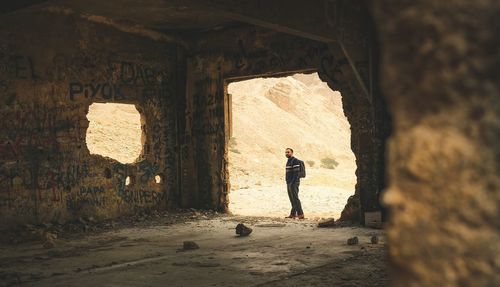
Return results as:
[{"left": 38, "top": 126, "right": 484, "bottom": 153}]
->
[{"left": 228, "top": 73, "right": 356, "bottom": 219}]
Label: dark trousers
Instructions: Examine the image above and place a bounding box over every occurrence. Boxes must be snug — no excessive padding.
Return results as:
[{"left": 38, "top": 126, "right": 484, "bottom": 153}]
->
[{"left": 287, "top": 181, "right": 303, "bottom": 216}]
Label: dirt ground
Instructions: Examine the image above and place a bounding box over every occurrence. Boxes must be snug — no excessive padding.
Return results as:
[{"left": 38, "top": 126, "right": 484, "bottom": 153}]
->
[
  {"left": 229, "top": 185, "right": 353, "bottom": 219},
  {"left": 229, "top": 164, "right": 357, "bottom": 219},
  {"left": 0, "top": 213, "right": 387, "bottom": 287}
]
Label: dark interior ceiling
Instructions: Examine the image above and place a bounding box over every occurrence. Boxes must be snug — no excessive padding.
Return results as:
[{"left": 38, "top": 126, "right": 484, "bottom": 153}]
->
[
  {"left": 46, "top": 0, "right": 239, "bottom": 32},
  {"left": 1, "top": 0, "right": 336, "bottom": 42},
  {"left": 2, "top": 0, "right": 240, "bottom": 32}
]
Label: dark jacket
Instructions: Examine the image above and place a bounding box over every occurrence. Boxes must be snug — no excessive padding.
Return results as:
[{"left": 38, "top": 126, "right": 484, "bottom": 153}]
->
[{"left": 285, "top": 157, "right": 301, "bottom": 184}]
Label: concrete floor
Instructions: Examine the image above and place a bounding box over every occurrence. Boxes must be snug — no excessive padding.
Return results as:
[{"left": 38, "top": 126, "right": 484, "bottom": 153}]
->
[{"left": 0, "top": 215, "right": 387, "bottom": 286}]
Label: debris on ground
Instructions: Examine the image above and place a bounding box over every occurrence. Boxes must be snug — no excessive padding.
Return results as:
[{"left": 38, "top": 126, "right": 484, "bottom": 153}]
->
[
  {"left": 317, "top": 218, "right": 336, "bottom": 228},
  {"left": 347, "top": 236, "right": 359, "bottom": 245},
  {"left": 371, "top": 235, "right": 379, "bottom": 244},
  {"left": 0, "top": 209, "right": 222, "bottom": 245},
  {"left": 42, "top": 232, "right": 57, "bottom": 249},
  {"left": 183, "top": 241, "right": 200, "bottom": 250},
  {"left": 235, "top": 223, "right": 253, "bottom": 236},
  {"left": 0, "top": 216, "right": 387, "bottom": 286}
]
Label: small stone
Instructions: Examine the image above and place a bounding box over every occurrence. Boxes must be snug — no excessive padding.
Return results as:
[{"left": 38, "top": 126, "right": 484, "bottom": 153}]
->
[
  {"left": 371, "top": 235, "right": 379, "bottom": 244},
  {"left": 235, "top": 223, "right": 252, "bottom": 236},
  {"left": 43, "top": 240, "right": 55, "bottom": 249},
  {"left": 183, "top": 241, "right": 199, "bottom": 250},
  {"left": 44, "top": 232, "right": 57, "bottom": 240},
  {"left": 347, "top": 236, "right": 359, "bottom": 245}
]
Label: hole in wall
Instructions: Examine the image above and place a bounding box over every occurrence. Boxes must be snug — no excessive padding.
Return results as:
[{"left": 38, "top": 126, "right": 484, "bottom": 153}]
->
[
  {"left": 125, "top": 176, "right": 132, "bottom": 186},
  {"left": 86, "top": 103, "right": 143, "bottom": 164},
  {"left": 227, "top": 72, "right": 356, "bottom": 219},
  {"left": 155, "top": 174, "right": 162, "bottom": 184}
]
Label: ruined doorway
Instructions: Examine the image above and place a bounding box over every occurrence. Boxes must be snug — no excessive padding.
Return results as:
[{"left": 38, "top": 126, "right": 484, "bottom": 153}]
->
[{"left": 227, "top": 73, "right": 356, "bottom": 219}]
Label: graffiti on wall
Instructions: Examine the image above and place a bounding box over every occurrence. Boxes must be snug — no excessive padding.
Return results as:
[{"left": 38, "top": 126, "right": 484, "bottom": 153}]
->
[
  {"left": 231, "top": 37, "right": 329, "bottom": 77},
  {"left": 0, "top": 54, "right": 39, "bottom": 80},
  {"left": 119, "top": 189, "right": 165, "bottom": 205},
  {"left": 68, "top": 60, "right": 173, "bottom": 102},
  {"left": 66, "top": 186, "right": 107, "bottom": 210},
  {"left": 0, "top": 48, "right": 175, "bottom": 224},
  {"left": 0, "top": 101, "right": 83, "bottom": 160},
  {"left": 69, "top": 82, "right": 125, "bottom": 101},
  {"left": 193, "top": 91, "right": 225, "bottom": 136}
]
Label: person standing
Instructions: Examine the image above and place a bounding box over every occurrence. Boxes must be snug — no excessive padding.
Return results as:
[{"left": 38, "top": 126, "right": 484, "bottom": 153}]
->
[{"left": 284, "top": 148, "right": 304, "bottom": 219}]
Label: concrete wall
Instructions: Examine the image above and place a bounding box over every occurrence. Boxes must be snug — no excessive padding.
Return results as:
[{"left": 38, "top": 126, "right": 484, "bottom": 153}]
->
[
  {"left": 374, "top": 1, "right": 500, "bottom": 286},
  {"left": 0, "top": 8, "right": 180, "bottom": 229}
]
